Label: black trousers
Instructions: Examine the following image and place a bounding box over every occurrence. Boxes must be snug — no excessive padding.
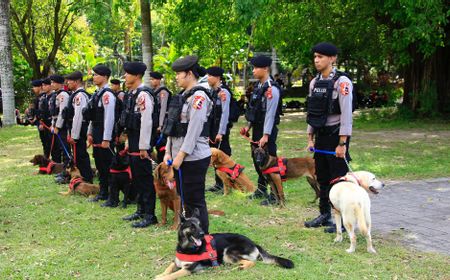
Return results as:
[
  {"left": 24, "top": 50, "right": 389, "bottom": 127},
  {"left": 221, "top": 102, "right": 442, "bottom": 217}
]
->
[
  {"left": 174, "top": 157, "right": 211, "bottom": 234},
  {"left": 57, "top": 129, "right": 71, "bottom": 166},
  {"left": 314, "top": 126, "right": 351, "bottom": 213},
  {"left": 49, "top": 133, "right": 61, "bottom": 163},
  {"left": 38, "top": 125, "right": 51, "bottom": 158},
  {"left": 129, "top": 156, "right": 156, "bottom": 216},
  {"left": 73, "top": 123, "right": 93, "bottom": 182},
  {"left": 210, "top": 125, "right": 232, "bottom": 186},
  {"left": 92, "top": 126, "right": 114, "bottom": 198},
  {"left": 251, "top": 124, "right": 278, "bottom": 194}
]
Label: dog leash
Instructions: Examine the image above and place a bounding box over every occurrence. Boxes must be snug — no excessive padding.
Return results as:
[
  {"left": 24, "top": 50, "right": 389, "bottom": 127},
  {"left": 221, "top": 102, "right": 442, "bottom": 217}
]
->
[
  {"left": 55, "top": 133, "right": 73, "bottom": 161},
  {"left": 167, "top": 159, "right": 186, "bottom": 217},
  {"left": 309, "top": 148, "right": 353, "bottom": 172}
]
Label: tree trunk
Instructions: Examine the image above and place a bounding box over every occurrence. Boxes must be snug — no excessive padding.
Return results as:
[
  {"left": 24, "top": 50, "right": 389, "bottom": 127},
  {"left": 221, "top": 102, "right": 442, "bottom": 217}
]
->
[
  {"left": 140, "top": 0, "right": 153, "bottom": 87},
  {"left": 0, "top": 0, "right": 16, "bottom": 125}
]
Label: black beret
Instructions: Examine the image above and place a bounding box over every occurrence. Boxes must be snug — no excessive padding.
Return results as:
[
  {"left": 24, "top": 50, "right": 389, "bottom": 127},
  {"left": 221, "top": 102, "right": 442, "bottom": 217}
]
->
[
  {"left": 93, "top": 64, "right": 111, "bottom": 77},
  {"left": 149, "top": 71, "right": 163, "bottom": 79},
  {"left": 171, "top": 55, "right": 199, "bottom": 72},
  {"left": 110, "top": 79, "right": 121, "bottom": 85},
  {"left": 31, "top": 79, "right": 42, "bottom": 87},
  {"left": 65, "top": 71, "right": 83, "bottom": 81},
  {"left": 123, "top": 62, "right": 147, "bottom": 75},
  {"left": 312, "top": 42, "right": 338, "bottom": 56},
  {"left": 250, "top": 55, "right": 272, "bottom": 68},
  {"left": 49, "top": 74, "right": 65, "bottom": 84},
  {"left": 198, "top": 66, "right": 206, "bottom": 77},
  {"left": 206, "top": 66, "right": 224, "bottom": 77},
  {"left": 42, "top": 78, "right": 51, "bottom": 85}
]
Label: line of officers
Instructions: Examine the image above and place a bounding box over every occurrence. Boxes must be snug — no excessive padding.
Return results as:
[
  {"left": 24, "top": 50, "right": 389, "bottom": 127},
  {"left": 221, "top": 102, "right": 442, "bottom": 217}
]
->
[{"left": 28, "top": 42, "right": 353, "bottom": 233}]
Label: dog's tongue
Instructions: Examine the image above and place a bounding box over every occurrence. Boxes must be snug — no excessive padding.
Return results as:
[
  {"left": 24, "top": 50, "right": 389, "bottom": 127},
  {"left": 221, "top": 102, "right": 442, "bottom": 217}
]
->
[
  {"left": 168, "top": 181, "right": 175, "bottom": 190},
  {"left": 192, "top": 237, "right": 202, "bottom": 247},
  {"left": 369, "top": 186, "right": 379, "bottom": 194}
]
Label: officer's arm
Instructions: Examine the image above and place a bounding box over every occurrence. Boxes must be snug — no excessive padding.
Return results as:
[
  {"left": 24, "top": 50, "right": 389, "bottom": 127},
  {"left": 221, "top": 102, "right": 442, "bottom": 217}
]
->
[
  {"left": 71, "top": 94, "right": 86, "bottom": 140},
  {"left": 180, "top": 91, "right": 208, "bottom": 155},
  {"left": 103, "top": 91, "right": 116, "bottom": 141},
  {"left": 165, "top": 136, "right": 172, "bottom": 158},
  {"left": 138, "top": 92, "right": 153, "bottom": 150},
  {"left": 218, "top": 89, "right": 230, "bottom": 135},
  {"left": 306, "top": 79, "right": 315, "bottom": 137},
  {"left": 263, "top": 86, "right": 280, "bottom": 135},
  {"left": 159, "top": 90, "right": 169, "bottom": 128},
  {"left": 338, "top": 77, "right": 353, "bottom": 137},
  {"left": 55, "top": 92, "right": 69, "bottom": 129}
]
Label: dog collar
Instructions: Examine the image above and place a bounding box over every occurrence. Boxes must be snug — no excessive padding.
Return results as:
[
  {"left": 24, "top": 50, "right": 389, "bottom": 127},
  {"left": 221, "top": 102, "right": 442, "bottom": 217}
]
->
[
  {"left": 39, "top": 161, "right": 56, "bottom": 174},
  {"left": 175, "top": 235, "right": 219, "bottom": 266},
  {"left": 69, "top": 177, "right": 83, "bottom": 191},
  {"left": 330, "top": 173, "right": 362, "bottom": 186}
]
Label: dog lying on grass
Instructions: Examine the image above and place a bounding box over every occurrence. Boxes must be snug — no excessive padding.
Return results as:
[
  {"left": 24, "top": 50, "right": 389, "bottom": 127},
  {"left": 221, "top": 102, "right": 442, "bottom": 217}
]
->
[
  {"left": 154, "top": 209, "right": 294, "bottom": 280},
  {"left": 329, "top": 171, "right": 384, "bottom": 253},
  {"left": 58, "top": 165, "right": 99, "bottom": 197},
  {"left": 210, "top": 148, "right": 255, "bottom": 195},
  {"left": 252, "top": 146, "right": 320, "bottom": 206},
  {"left": 30, "top": 154, "right": 65, "bottom": 175}
]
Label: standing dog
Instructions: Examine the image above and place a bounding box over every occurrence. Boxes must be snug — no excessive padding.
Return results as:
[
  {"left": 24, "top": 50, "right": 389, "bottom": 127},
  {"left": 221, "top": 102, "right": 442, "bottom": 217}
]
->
[
  {"left": 210, "top": 148, "right": 255, "bottom": 195},
  {"left": 154, "top": 162, "right": 181, "bottom": 230},
  {"left": 252, "top": 146, "right": 319, "bottom": 206},
  {"left": 59, "top": 165, "right": 100, "bottom": 196},
  {"left": 30, "top": 154, "right": 65, "bottom": 175},
  {"left": 154, "top": 209, "right": 294, "bottom": 280},
  {"left": 329, "top": 171, "right": 384, "bottom": 253},
  {"left": 107, "top": 144, "right": 132, "bottom": 208}
]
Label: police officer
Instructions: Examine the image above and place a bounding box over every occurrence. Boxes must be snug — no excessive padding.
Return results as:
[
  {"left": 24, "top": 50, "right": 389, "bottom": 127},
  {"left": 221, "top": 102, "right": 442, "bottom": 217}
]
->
[
  {"left": 150, "top": 71, "right": 171, "bottom": 163},
  {"left": 162, "top": 55, "right": 212, "bottom": 233},
  {"left": 121, "top": 61, "right": 158, "bottom": 228},
  {"left": 241, "top": 55, "right": 282, "bottom": 206},
  {"left": 38, "top": 78, "right": 53, "bottom": 158},
  {"left": 205, "top": 66, "right": 232, "bottom": 193},
  {"left": 304, "top": 42, "right": 353, "bottom": 233},
  {"left": 86, "top": 64, "right": 116, "bottom": 204},
  {"left": 65, "top": 71, "right": 94, "bottom": 182},
  {"left": 110, "top": 79, "right": 126, "bottom": 101},
  {"left": 30, "top": 79, "right": 46, "bottom": 154},
  {"left": 50, "top": 74, "right": 71, "bottom": 166}
]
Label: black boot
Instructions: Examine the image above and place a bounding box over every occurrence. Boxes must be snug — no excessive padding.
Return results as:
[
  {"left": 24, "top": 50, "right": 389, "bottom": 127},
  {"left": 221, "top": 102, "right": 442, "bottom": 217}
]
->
[
  {"left": 304, "top": 187, "right": 334, "bottom": 227},
  {"left": 101, "top": 184, "right": 119, "bottom": 208},
  {"left": 304, "top": 212, "right": 333, "bottom": 228},
  {"left": 123, "top": 204, "right": 144, "bottom": 221},
  {"left": 248, "top": 176, "right": 268, "bottom": 200},
  {"left": 324, "top": 225, "right": 346, "bottom": 234},
  {"left": 260, "top": 192, "right": 278, "bottom": 206},
  {"left": 131, "top": 214, "right": 158, "bottom": 228}
]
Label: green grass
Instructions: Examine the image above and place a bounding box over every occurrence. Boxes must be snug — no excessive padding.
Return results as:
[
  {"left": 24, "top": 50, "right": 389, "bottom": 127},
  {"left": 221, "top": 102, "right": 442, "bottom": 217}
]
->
[{"left": 1, "top": 112, "right": 449, "bottom": 279}]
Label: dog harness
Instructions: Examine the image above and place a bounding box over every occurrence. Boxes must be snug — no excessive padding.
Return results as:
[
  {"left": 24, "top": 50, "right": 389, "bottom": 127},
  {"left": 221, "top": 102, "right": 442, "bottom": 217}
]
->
[
  {"left": 329, "top": 173, "right": 361, "bottom": 186},
  {"left": 175, "top": 235, "right": 219, "bottom": 266},
  {"left": 69, "top": 177, "right": 83, "bottom": 191},
  {"left": 217, "top": 164, "right": 245, "bottom": 180},
  {"left": 262, "top": 157, "right": 287, "bottom": 181},
  {"left": 109, "top": 166, "right": 132, "bottom": 180},
  {"left": 39, "top": 161, "right": 56, "bottom": 174}
]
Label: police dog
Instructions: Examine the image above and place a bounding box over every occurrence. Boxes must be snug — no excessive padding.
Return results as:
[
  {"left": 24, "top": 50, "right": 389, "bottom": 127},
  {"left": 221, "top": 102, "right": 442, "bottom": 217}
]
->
[
  {"left": 252, "top": 145, "right": 319, "bottom": 206},
  {"left": 329, "top": 171, "right": 384, "bottom": 254},
  {"left": 154, "top": 162, "right": 181, "bottom": 230},
  {"left": 30, "top": 154, "right": 65, "bottom": 174},
  {"left": 154, "top": 209, "right": 294, "bottom": 280},
  {"left": 59, "top": 165, "right": 99, "bottom": 196},
  {"left": 210, "top": 148, "right": 255, "bottom": 195}
]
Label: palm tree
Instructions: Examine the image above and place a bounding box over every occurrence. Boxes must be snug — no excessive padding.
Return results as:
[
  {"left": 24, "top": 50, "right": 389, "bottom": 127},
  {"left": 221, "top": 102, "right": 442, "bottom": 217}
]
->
[{"left": 140, "top": 0, "right": 153, "bottom": 87}]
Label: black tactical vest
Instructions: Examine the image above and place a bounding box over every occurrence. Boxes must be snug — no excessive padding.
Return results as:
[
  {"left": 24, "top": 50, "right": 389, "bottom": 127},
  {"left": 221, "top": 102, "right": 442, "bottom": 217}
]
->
[
  {"left": 49, "top": 91, "right": 61, "bottom": 117},
  {"left": 62, "top": 89, "right": 90, "bottom": 124},
  {"left": 83, "top": 87, "right": 116, "bottom": 126},
  {"left": 245, "top": 80, "right": 281, "bottom": 125},
  {"left": 37, "top": 93, "right": 50, "bottom": 120}
]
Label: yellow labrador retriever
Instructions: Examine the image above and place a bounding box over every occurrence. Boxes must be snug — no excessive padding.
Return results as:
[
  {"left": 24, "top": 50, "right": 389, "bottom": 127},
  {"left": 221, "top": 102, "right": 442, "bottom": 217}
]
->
[{"left": 329, "top": 171, "right": 384, "bottom": 254}]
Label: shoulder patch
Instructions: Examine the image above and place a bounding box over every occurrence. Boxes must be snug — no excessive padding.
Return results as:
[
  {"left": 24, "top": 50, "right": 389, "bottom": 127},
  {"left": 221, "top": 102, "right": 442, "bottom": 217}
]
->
[
  {"left": 138, "top": 95, "right": 146, "bottom": 111},
  {"left": 265, "top": 86, "right": 273, "bottom": 99},
  {"left": 219, "top": 90, "right": 227, "bottom": 102},
  {"left": 75, "top": 95, "right": 81, "bottom": 106},
  {"left": 340, "top": 82, "right": 350, "bottom": 96},
  {"left": 59, "top": 96, "right": 64, "bottom": 103},
  {"left": 193, "top": 95, "right": 205, "bottom": 110},
  {"left": 103, "top": 94, "right": 110, "bottom": 105}
]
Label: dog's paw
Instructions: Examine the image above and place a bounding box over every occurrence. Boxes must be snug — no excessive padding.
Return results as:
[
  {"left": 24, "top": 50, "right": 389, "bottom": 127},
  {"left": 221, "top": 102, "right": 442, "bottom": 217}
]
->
[
  {"left": 334, "top": 236, "right": 343, "bottom": 243},
  {"left": 346, "top": 248, "right": 355, "bottom": 253},
  {"left": 367, "top": 247, "right": 377, "bottom": 254}
]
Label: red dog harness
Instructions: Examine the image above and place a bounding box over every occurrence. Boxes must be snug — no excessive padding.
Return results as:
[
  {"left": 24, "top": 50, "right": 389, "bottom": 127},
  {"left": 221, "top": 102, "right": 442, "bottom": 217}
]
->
[
  {"left": 39, "top": 161, "right": 56, "bottom": 174},
  {"left": 69, "top": 177, "right": 83, "bottom": 191},
  {"left": 109, "top": 166, "right": 132, "bottom": 180},
  {"left": 262, "top": 157, "right": 287, "bottom": 181},
  {"left": 217, "top": 164, "right": 245, "bottom": 180},
  {"left": 329, "top": 173, "right": 362, "bottom": 186},
  {"left": 175, "top": 235, "right": 219, "bottom": 266}
]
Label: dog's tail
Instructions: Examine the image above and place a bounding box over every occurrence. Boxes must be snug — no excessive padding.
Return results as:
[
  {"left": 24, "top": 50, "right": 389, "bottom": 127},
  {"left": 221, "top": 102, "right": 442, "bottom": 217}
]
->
[
  {"left": 256, "top": 245, "right": 294, "bottom": 269},
  {"left": 354, "top": 203, "right": 368, "bottom": 236}
]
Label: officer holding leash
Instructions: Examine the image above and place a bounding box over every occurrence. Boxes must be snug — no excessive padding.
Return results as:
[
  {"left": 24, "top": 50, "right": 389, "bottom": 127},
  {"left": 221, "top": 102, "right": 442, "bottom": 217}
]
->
[
  {"left": 241, "top": 55, "right": 282, "bottom": 206},
  {"left": 206, "top": 66, "right": 232, "bottom": 193},
  {"left": 121, "top": 62, "right": 158, "bottom": 228},
  {"left": 304, "top": 42, "right": 353, "bottom": 233},
  {"left": 163, "top": 55, "right": 212, "bottom": 234}
]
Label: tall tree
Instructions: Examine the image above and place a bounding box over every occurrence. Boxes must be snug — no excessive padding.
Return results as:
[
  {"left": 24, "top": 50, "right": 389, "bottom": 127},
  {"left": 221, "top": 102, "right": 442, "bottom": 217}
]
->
[
  {"left": 0, "top": 0, "right": 16, "bottom": 125},
  {"left": 140, "top": 0, "right": 153, "bottom": 86}
]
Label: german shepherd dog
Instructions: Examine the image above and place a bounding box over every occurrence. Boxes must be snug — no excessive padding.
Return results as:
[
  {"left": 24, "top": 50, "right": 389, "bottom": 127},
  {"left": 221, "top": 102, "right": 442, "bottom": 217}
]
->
[
  {"left": 59, "top": 164, "right": 100, "bottom": 196},
  {"left": 252, "top": 145, "right": 320, "bottom": 206},
  {"left": 30, "top": 154, "right": 65, "bottom": 175},
  {"left": 154, "top": 209, "right": 294, "bottom": 280},
  {"left": 210, "top": 148, "right": 256, "bottom": 195},
  {"left": 108, "top": 143, "right": 132, "bottom": 208}
]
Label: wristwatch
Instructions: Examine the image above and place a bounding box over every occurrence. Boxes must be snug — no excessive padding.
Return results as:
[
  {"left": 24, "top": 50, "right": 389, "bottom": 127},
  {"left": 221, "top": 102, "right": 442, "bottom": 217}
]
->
[{"left": 338, "top": 141, "right": 346, "bottom": 146}]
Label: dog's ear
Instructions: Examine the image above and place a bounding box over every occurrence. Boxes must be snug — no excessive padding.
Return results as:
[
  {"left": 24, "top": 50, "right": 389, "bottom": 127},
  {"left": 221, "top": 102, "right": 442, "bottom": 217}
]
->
[
  {"left": 154, "top": 164, "right": 161, "bottom": 181},
  {"left": 179, "top": 213, "right": 186, "bottom": 224},
  {"left": 192, "top": 208, "right": 200, "bottom": 218}
]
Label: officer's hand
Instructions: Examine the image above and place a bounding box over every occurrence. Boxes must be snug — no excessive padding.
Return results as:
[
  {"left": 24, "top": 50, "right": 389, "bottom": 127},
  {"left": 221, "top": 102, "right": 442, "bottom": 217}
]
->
[
  {"left": 53, "top": 127, "right": 59, "bottom": 135},
  {"left": 101, "top": 140, "right": 110, "bottom": 149},
  {"left": 38, "top": 124, "right": 44, "bottom": 131},
  {"left": 172, "top": 154, "right": 184, "bottom": 170},
  {"left": 306, "top": 140, "right": 315, "bottom": 153},
  {"left": 157, "top": 126, "right": 161, "bottom": 133},
  {"left": 87, "top": 135, "right": 93, "bottom": 148},
  {"left": 335, "top": 145, "right": 346, "bottom": 158},
  {"left": 140, "top": 150, "right": 150, "bottom": 160},
  {"left": 259, "top": 134, "right": 269, "bottom": 148},
  {"left": 67, "top": 136, "right": 75, "bottom": 145},
  {"left": 163, "top": 154, "right": 172, "bottom": 165},
  {"left": 215, "top": 134, "right": 223, "bottom": 143},
  {"left": 240, "top": 126, "right": 250, "bottom": 137}
]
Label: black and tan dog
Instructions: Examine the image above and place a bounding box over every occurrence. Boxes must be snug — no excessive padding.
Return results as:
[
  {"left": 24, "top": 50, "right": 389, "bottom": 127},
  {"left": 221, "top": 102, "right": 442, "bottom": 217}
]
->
[
  {"left": 154, "top": 209, "right": 294, "bottom": 280},
  {"left": 59, "top": 165, "right": 99, "bottom": 196},
  {"left": 30, "top": 155, "right": 65, "bottom": 175},
  {"left": 252, "top": 145, "right": 319, "bottom": 206}
]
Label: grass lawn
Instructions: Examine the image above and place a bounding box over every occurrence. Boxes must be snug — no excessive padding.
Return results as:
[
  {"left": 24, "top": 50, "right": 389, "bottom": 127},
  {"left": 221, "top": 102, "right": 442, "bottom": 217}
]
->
[{"left": 1, "top": 109, "right": 449, "bottom": 279}]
